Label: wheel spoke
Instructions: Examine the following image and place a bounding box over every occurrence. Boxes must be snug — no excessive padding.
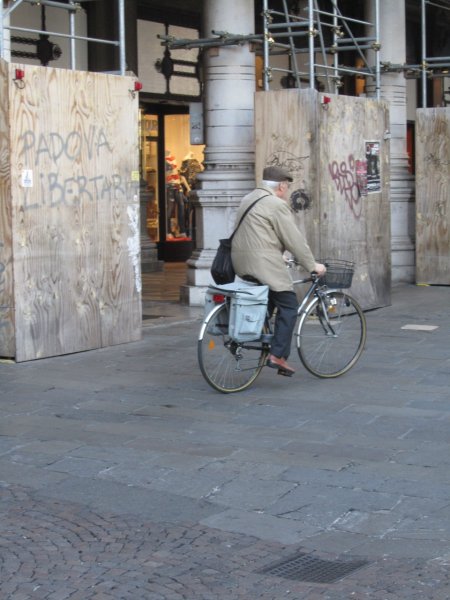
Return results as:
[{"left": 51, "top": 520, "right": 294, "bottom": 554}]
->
[
  {"left": 198, "top": 303, "right": 267, "bottom": 393},
  {"left": 296, "top": 292, "right": 366, "bottom": 378}
]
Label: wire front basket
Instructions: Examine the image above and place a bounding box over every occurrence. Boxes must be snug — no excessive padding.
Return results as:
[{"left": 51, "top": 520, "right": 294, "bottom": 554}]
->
[{"left": 320, "top": 259, "right": 355, "bottom": 289}]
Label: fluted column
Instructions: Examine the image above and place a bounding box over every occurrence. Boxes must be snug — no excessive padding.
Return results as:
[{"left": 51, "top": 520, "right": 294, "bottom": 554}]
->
[
  {"left": 367, "top": 0, "right": 415, "bottom": 282},
  {"left": 181, "top": 0, "right": 255, "bottom": 305}
]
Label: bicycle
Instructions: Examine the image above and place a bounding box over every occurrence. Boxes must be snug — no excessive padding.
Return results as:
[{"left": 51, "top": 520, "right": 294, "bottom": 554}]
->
[{"left": 198, "top": 259, "right": 367, "bottom": 393}]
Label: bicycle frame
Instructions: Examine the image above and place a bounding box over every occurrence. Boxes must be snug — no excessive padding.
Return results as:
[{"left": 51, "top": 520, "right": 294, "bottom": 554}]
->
[{"left": 208, "top": 275, "right": 339, "bottom": 343}]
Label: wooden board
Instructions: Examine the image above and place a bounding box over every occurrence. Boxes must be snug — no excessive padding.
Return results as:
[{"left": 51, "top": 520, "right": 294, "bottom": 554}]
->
[
  {"left": 317, "top": 93, "right": 391, "bottom": 309},
  {"left": 0, "top": 59, "right": 15, "bottom": 357},
  {"left": 415, "top": 108, "right": 450, "bottom": 284},
  {"left": 4, "top": 62, "right": 141, "bottom": 361},
  {"left": 255, "top": 88, "right": 391, "bottom": 310}
]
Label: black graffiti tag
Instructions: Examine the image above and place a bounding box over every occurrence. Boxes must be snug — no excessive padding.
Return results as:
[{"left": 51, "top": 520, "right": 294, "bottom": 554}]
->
[
  {"left": 265, "top": 150, "right": 309, "bottom": 179},
  {"left": 265, "top": 150, "right": 312, "bottom": 211},
  {"left": 425, "top": 153, "right": 450, "bottom": 169}
]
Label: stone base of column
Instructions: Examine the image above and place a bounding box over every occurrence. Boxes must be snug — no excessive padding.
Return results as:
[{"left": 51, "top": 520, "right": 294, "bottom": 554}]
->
[
  {"left": 180, "top": 249, "right": 217, "bottom": 306},
  {"left": 391, "top": 237, "right": 415, "bottom": 282},
  {"left": 390, "top": 161, "right": 415, "bottom": 283},
  {"left": 180, "top": 185, "right": 251, "bottom": 306}
]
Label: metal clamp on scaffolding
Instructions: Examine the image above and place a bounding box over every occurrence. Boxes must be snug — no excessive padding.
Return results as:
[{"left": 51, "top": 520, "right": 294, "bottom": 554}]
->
[{"left": 158, "top": 30, "right": 264, "bottom": 51}]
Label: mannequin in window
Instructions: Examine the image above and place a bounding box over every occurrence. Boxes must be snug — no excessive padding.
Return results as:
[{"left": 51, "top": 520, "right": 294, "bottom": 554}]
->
[
  {"left": 180, "top": 151, "right": 203, "bottom": 190},
  {"left": 165, "top": 152, "right": 186, "bottom": 238}
]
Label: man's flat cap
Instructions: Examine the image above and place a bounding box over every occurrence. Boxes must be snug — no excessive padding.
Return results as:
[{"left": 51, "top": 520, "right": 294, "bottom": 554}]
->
[{"left": 262, "top": 166, "right": 293, "bottom": 182}]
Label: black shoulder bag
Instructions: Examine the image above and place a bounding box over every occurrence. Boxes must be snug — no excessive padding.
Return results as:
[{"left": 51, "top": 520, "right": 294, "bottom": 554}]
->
[{"left": 210, "top": 194, "right": 269, "bottom": 285}]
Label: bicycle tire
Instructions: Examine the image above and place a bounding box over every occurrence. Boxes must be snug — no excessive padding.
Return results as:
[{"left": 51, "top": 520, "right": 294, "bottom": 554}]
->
[
  {"left": 198, "top": 302, "right": 268, "bottom": 393},
  {"left": 296, "top": 291, "right": 366, "bottom": 378}
]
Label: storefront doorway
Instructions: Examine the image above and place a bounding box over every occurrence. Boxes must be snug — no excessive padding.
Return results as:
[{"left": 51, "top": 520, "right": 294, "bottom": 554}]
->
[{"left": 139, "top": 105, "right": 204, "bottom": 264}]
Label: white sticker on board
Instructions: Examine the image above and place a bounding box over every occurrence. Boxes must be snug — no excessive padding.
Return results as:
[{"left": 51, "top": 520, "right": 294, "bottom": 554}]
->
[{"left": 21, "top": 170, "right": 33, "bottom": 188}]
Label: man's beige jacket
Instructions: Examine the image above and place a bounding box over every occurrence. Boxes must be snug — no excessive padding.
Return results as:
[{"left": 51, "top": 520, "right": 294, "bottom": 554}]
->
[{"left": 231, "top": 185, "right": 316, "bottom": 292}]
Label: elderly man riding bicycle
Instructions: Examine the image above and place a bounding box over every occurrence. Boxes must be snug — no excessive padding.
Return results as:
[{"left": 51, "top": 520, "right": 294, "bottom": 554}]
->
[{"left": 231, "top": 165, "right": 326, "bottom": 376}]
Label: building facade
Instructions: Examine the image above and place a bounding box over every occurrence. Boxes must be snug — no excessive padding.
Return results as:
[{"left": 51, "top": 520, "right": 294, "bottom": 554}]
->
[{"left": 2, "top": 0, "right": 449, "bottom": 305}]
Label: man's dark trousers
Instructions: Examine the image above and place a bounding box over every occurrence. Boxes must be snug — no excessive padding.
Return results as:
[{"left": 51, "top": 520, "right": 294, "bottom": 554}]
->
[{"left": 268, "top": 290, "right": 298, "bottom": 359}]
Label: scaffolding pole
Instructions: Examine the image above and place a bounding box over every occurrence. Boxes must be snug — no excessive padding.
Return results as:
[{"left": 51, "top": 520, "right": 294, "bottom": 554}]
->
[
  {"left": 118, "top": 0, "right": 126, "bottom": 75},
  {"left": 282, "top": 0, "right": 301, "bottom": 87},
  {"left": 263, "top": 0, "right": 271, "bottom": 90},
  {"left": 314, "top": 0, "right": 332, "bottom": 92},
  {"left": 374, "top": 0, "right": 380, "bottom": 99},
  {"left": 308, "top": 0, "right": 314, "bottom": 88},
  {"left": 21, "top": 0, "right": 76, "bottom": 9},
  {"left": 69, "top": 1, "right": 76, "bottom": 70},
  {"left": 259, "top": 0, "right": 381, "bottom": 96},
  {"left": 332, "top": 1, "right": 339, "bottom": 93},
  {"left": 422, "top": 0, "right": 427, "bottom": 106}
]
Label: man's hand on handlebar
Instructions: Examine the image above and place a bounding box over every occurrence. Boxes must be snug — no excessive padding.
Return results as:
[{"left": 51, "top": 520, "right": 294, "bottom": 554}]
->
[
  {"left": 285, "top": 258, "right": 326, "bottom": 277},
  {"left": 313, "top": 262, "right": 327, "bottom": 277}
]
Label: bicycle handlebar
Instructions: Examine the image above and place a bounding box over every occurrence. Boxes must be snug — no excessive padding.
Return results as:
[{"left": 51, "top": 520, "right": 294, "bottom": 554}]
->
[{"left": 286, "top": 259, "right": 322, "bottom": 284}]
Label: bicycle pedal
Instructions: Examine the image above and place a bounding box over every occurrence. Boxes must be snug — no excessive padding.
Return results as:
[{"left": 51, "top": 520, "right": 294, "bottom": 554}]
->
[{"left": 277, "top": 368, "right": 294, "bottom": 377}]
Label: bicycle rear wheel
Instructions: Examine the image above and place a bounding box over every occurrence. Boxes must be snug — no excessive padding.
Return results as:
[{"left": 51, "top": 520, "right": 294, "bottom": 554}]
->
[
  {"left": 198, "top": 302, "right": 268, "bottom": 393},
  {"left": 296, "top": 291, "right": 366, "bottom": 378}
]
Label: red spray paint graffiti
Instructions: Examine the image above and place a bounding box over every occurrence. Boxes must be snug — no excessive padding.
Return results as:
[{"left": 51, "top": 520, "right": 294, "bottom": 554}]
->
[{"left": 328, "top": 154, "right": 363, "bottom": 219}]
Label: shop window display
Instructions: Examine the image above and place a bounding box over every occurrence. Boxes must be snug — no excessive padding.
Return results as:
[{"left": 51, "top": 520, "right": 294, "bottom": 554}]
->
[
  {"left": 164, "top": 114, "right": 204, "bottom": 258},
  {"left": 165, "top": 151, "right": 203, "bottom": 241},
  {"left": 165, "top": 152, "right": 188, "bottom": 239},
  {"left": 139, "top": 112, "right": 204, "bottom": 261},
  {"left": 139, "top": 113, "right": 160, "bottom": 243}
]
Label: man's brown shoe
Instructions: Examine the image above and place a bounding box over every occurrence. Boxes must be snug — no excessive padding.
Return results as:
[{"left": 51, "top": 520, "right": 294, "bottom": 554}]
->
[{"left": 267, "top": 355, "right": 295, "bottom": 376}]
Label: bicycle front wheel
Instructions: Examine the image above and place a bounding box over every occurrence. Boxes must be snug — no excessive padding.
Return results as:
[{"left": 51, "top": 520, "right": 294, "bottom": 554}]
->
[
  {"left": 296, "top": 291, "right": 366, "bottom": 378},
  {"left": 198, "top": 302, "right": 268, "bottom": 393}
]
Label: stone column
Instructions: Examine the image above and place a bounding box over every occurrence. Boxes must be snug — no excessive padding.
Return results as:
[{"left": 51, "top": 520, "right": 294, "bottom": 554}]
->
[
  {"left": 367, "top": 0, "right": 415, "bottom": 282},
  {"left": 180, "top": 0, "right": 255, "bottom": 306}
]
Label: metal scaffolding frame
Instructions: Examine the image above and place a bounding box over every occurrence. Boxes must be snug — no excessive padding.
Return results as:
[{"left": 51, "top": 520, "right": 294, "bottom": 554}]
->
[
  {"left": 160, "top": 0, "right": 450, "bottom": 106},
  {"left": 420, "top": 0, "right": 450, "bottom": 105},
  {"left": 0, "top": 0, "right": 126, "bottom": 74},
  {"left": 261, "top": 0, "right": 381, "bottom": 98},
  {"left": 160, "top": 1, "right": 382, "bottom": 99}
]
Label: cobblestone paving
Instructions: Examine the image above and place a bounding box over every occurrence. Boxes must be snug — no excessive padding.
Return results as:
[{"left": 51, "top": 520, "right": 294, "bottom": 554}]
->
[{"left": 1, "top": 484, "right": 449, "bottom": 600}]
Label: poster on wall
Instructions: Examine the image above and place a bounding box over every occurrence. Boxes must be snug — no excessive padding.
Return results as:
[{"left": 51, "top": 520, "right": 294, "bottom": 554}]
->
[
  {"left": 365, "top": 141, "right": 381, "bottom": 193},
  {"left": 355, "top": 160, "right": 368, "bottom": 196}
]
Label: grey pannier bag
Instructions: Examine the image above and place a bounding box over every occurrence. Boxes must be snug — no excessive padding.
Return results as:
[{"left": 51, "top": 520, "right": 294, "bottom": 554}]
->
[{"left": 204, "top": 282, "right": 269, "bottom": 343}]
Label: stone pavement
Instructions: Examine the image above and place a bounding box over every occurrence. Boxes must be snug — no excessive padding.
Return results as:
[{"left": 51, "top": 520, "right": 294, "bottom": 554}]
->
[{"left": 1, "top": 283, "right": 450, "bottom": 599}]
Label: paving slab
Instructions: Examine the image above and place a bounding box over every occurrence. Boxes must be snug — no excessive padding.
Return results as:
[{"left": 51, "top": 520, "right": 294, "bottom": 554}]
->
[{"left": 1, "top": 283, "right": 450, "bottom": 598}]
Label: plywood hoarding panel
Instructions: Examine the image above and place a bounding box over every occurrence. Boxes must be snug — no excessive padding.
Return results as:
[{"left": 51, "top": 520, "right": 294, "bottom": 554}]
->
[
  {"left": 317, "top": 93, "right": 391, "bottom": 309},
  {"left": 416, "top": 108, "right": 450, "bottom": 284},
  {"left": 255, "top": 88, "right": 391, "bottom": 310},
  {"left": 8, "top": 63, "right": 141, "bottom": 361},
  {"left": 0, "top": 59, "right": 15, "bottom": 357}
]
